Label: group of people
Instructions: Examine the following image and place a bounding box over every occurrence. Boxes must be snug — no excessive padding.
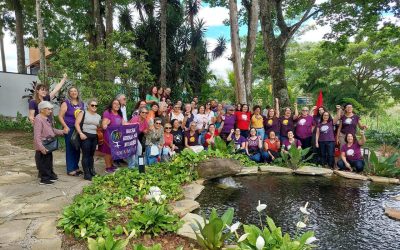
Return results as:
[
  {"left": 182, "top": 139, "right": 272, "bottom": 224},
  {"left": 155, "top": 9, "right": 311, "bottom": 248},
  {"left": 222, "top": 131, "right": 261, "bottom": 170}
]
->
[{"left": 31, "top": 78, "right": 368, "bottom": 185}]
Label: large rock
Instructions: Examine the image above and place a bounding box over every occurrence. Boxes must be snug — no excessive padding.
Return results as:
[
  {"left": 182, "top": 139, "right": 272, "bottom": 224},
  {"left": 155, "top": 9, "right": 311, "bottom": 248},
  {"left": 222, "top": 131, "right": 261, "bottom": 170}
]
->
[
  {"left": 259, "top": 165, "right": 293, "bottom": 174},
  {"left": 236, "top": 166, "right": 259, "bottom": 176},
  {"left": 333, "top": 170, "right": 369, "bottom": 181},
  {"left": 385, "top": 208, "right": 400, "bottom": 220},
  {"left": 183, "top": 183, "right": 205, "bottom": 200},
  {"left": 177, "top": 213, "right": 205, "bottom": 240},
  {"left": 368, "top": 176, "right": 400, "bottom": 184},
  {"left": 33, "top": 217, "right": 58, "bottom": 239},
  {"left": 196, "top": 158, "right": 243, "bottom": 180},
  {"left": 170, "top": 199, "right": 200, "bottom": 217},
  {"left": 294, "top": 166, "right": 333, "bottom": 176}
]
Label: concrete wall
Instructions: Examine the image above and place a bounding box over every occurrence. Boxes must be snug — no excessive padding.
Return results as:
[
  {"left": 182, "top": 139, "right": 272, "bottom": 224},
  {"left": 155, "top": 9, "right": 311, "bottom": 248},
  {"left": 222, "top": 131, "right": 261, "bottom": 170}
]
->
[{"left": 0, "top": 72, "right": 38, "bottom": 117}]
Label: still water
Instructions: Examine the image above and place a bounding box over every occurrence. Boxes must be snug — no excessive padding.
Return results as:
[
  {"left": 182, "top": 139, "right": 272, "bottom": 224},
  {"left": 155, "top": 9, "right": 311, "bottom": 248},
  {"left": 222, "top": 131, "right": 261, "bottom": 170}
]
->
[{"left": 196, "top": 175, "right": 400, "bottom": 250}]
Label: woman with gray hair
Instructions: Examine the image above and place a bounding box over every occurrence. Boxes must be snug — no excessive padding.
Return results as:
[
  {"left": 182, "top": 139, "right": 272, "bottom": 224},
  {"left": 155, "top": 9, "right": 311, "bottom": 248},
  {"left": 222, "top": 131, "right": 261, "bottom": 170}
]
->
[
  {"left": 74, "top": 98, "right": 101, "bottom": 180},
  {"left": 59, "top": 86, "right": 84, "bottom": 176},
  {"left": 145, "top": 117, "right": 164, "bottom": 165},
  {"left": 34, "top": 101, "right": 68, "bottom": 185}
]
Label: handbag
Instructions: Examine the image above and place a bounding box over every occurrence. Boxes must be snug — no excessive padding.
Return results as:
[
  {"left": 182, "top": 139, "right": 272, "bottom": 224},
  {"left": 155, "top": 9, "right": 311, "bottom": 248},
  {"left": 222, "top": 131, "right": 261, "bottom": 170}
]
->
[
  {"left": 150, "top": 145, "right": 160, "bottom": 156},
  {"left": 70, "top": 111, "right": 85, "bottom": 151},
  {"left": 97, "top": 128, "right": 104, "bottom": 145},
  {"left": 42, "top": 137, "right": 59, "bottom": 152}
]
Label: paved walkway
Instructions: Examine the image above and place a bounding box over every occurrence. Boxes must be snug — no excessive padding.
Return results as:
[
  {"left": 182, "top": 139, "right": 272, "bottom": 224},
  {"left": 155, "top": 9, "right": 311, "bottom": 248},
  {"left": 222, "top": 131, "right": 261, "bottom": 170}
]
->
[{"left": 0, "top": 132, "right": 105, "bottom": 250}]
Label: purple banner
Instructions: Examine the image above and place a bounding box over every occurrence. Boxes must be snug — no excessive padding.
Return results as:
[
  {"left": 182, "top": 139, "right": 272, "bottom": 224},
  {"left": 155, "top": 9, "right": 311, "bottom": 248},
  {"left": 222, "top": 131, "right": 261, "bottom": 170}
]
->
[{"left": 106, "top": 124, "right": 139, "bottom": 160}]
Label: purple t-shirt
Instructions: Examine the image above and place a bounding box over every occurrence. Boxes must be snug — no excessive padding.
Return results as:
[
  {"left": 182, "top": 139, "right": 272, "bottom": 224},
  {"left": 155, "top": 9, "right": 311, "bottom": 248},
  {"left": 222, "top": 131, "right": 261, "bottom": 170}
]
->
[
  {"left": 295, "top": 115, "right": 313, "bottom": 139},
  {"left": 103, "top": 110, "right": 123, "bottom": 126},
  {"left": 221, "top": 114, "right": 236, "bottom": 133},
  {"left": 64, "top": 99, "right": 84, "bottom": 127},
  {"left": 340, "top": 114, "right": 360, "bottom": 135},
  {"left": 29, "top": 95, "right": 51, "bottom": 116},
  {"left": 247, "top": 136, "right": 261, "bottom": 151},
  {"left": 283, "top": 139, "right": 302, "bottom": 150},
  {"left": 280, "top": 116, "right": 294, "bottom": 137},
  {"left": 341, "top": 142, "right": 362, "bottom": 161},
  {"left": 318, "top": 121, "right": 335, "bottom": 142},
  {"left": 232, "top": 135, "right": 246, "bottom": 149},
  {"left": 264, "top": 117, "right": 280, "bottom": 135},
  {"left": 185, "top": 131, "right": 199, "bottom": 146}
]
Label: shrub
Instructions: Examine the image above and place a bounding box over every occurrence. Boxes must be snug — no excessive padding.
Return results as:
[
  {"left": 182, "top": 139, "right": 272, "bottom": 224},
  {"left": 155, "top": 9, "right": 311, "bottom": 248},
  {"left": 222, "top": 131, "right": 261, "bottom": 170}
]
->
[
  {"left": 0, "top": 113, "right": 32, "bottom": 132},
  {"left": 277, "top": 145, "right": 313, "bottom": 169},
  {"left": 368, "top": 151, "right": 400, "bottom": 178}
]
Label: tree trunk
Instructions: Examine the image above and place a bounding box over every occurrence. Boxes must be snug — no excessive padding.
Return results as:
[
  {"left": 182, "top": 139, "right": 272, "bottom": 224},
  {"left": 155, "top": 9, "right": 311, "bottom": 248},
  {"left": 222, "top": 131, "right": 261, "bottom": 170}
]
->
[
  {"left": 229, "top": 0, "right": 246, "bottom": 104},
  {"left": 243, "top": 0, "right": 259, "bottom": 105},
  {"left": 159, "top": 0, "right": 167, "bottom": 87},
  {"left": 93, "top": 0, "right": 104, "bottom": 46},
  {"left": 36, "top": 0, "right": 46, "bottom": 83},
  {"left": 105, "top": 0, "right": 113, "bottom": 37},
  {"left": 0, "top": 33, "right": 6, "bottom": 72},
  {"left": 14, "top": 0, "right": 26, "bottom": 73},
  {"left": 268, "top": 46, "right": 290, "bottom": 108}
]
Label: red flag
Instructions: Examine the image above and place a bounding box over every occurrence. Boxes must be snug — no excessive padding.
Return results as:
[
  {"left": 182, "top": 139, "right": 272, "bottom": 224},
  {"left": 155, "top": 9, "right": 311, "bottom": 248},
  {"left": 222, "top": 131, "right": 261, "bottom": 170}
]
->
[{"left": 314, "top": 90, "right": 323, "bottom": 116}]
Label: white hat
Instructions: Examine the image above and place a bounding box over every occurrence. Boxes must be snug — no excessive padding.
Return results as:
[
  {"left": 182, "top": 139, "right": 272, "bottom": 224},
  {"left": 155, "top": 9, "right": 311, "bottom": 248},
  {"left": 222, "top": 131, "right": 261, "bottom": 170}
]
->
[{"left": 38, "top": 101, "right": 53, "bottom": 111}]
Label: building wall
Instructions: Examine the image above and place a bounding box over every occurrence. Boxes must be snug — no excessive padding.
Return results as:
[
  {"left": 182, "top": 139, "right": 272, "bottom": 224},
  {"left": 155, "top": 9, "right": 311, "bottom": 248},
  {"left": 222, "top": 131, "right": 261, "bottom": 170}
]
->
[{"left": 0, "top": 72, "right": 38, "bottom": 117}]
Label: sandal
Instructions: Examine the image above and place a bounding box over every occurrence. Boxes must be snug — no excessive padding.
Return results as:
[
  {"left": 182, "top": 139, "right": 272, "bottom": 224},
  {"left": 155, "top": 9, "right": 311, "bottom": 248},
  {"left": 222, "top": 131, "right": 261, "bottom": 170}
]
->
[
  {"left": 67, "top": 171, "right": 80, "bottom": 176},
  {"left": 76, "top": 170, "right": 83, "bottom": 175}
]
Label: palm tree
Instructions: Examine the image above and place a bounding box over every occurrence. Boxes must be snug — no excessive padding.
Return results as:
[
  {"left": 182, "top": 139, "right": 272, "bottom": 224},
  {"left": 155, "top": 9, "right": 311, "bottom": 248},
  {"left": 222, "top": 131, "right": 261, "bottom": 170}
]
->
[
  {"left": 6, "top": 0, "right": 26, "bottom": 73},
  {"left": 160, "top": 0, "right": 167, "bottom": 86}
]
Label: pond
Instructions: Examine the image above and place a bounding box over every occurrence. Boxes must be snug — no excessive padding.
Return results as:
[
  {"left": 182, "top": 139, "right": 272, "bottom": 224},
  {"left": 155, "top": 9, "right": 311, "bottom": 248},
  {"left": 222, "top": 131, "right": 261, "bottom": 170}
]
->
[{"left": 195, "top": 174, "right": 400, "bottom": 250}]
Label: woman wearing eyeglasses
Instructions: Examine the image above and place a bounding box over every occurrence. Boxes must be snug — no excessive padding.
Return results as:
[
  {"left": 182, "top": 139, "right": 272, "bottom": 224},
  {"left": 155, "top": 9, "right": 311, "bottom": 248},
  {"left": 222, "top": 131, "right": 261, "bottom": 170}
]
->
[
  {"left": 185, "top": 121, "right": 203, "bottom": 152},
  {"left": 170, "top": 103, "right": 184, "bottom": 122},
  {"left": 145, "top": 117, "right": 164, "bottom": 165},
  {"left": 161, "top": 122, "right": 174, "bottom": 161},
  {"left": 74, "top": 99, "right": 101, "bottom": 180},
  {"left": 128, "top": 107, "right": 149, "bottom": 168}
]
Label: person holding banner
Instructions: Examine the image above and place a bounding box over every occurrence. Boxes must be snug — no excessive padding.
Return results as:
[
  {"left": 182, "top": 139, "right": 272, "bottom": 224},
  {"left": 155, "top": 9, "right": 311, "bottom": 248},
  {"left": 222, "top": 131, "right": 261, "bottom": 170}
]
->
[
  {"left": 74, "top": 98, "right": 101, "bottom": 180},
  {"left": 145, "top": 117, "right": 164, "bottom": 165},
  {"left": 101, "top": 98, "right": 127, "bottom": 173}
]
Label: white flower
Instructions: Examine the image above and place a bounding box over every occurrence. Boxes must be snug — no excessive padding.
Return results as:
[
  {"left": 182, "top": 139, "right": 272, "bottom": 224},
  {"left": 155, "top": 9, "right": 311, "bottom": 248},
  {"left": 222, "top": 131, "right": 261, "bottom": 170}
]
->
[
  {"left": 229, "top": 221, "right": 241, "bottom": 233},
  {"left": 296, "top": 221, "right": 307, "bottom": 229},
  {"left": 256, "top": 236, "right": 265, "bottom": 250},
  {"left": 238, "top": 233, "right": 249, "bottom": 242},
  {"left": 256, "top": 200, "right": 267, "bottom": 212},
  {"left": 300, "top": 202, "right": 310, "bottom": 215},
  {"left": 305, "top": 236, "right": 318, "bottom": 245}
]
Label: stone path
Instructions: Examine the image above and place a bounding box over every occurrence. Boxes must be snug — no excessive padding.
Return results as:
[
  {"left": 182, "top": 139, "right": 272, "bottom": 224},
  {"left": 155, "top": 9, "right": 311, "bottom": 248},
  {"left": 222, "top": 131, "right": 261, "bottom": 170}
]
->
[{"left": 0, "top": 132, "right": 106, "bottom": 250}]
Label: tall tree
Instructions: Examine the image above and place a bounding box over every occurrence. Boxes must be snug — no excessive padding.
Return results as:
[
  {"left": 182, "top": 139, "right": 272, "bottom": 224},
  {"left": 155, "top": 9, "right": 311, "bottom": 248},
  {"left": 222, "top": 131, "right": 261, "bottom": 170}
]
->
[
  {"left": 93, "top": 0, "right": 104, "bottom": 47},
  {"left": 10, "top": 0, "right": 26, "bottom": 73},
  {"left": 259, "top": 0, "right": 318, "bottom": 108},
  {"left": 159, "top": 0, "right": 167, "bottom": 86},
  {"left": 105, "top": 0, "right": 113, "bottom": 37},
  {"left": 36, "top": 0, "right": 46, "bottom": 81},
  {"left": 243, "top": 0, "right": 259, "bottom": 103},
  {"left": 228, "top": 0, "right": 246, "bottom": 103},
  {"left": 0, "top": 10, "right": 6, "bottom": 72}
]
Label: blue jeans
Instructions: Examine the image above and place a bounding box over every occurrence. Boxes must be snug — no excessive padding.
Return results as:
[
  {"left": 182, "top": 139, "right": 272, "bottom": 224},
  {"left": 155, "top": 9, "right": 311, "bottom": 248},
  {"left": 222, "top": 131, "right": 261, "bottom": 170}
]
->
[
  {"left": 337, "top": 159, "right": 365, "bottom": 172},
  {"left": 261, "top": 151, "right": 270, "bottom": 163},
  {"left": 240, "top": 130, "right": 249, "bottom": 139},
  {"left": 319, "top": 141, "right": 335, "bottom": 168},
  {"left": 127, "top": 141, "right": 142, "bottom": 169},
  {"left": 256, "top": 128, "right": 265, "bottom": 141},
  {"left": 65, "top": 126, "right": 80, "bottom": 173},
  {"left": 145, "top": 145, "right": 159, "bottom": 166}
]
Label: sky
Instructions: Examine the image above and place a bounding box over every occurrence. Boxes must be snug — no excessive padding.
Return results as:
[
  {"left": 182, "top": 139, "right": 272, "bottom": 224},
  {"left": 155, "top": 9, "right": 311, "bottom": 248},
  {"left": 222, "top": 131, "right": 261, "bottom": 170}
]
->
[{"left": 0, "top": 3, "right": 331, "bottom": 80}]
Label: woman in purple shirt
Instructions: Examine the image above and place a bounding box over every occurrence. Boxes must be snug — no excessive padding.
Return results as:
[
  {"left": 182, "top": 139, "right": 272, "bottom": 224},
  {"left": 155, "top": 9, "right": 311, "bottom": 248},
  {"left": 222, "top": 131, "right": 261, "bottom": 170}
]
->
[
  {"left": 263, "top": 98, "right": 280, "bottom": 139},
  {"left": 279, "top": 106, "right": 295, "bottom": 142},
  {"left": 58, "top": 86, "right": 84, "bottom": 176},
  {"left": 337, "top": 132, "right": 366, "bottom": 172},
  {"left": 219, "top": 106, "right": 237, "bottom": 143},
  {"left": 245, "top": 128, "right": 263, "bottom": 163},
  {"left": 315, "top": 108, "right": 340, "bottom": 169},
  {"left": 227, "top": 128, "right": 247, "bottom": 153},
  {"left": 101, "top": 99, "right": 127, "bottom": 173},
  {"left": 282, "top": 131, "right": 302, "bottom": 152},
  {"left": 337, "top": 103, "right": 367, "bottom": 146},
  {"left": 293, "top": 104, "right": 314, "bottom": 149}
]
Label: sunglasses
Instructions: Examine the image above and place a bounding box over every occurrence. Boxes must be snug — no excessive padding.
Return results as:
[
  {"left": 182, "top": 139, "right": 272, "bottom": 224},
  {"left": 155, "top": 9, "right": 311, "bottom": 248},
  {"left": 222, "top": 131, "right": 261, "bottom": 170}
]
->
[
  {"left": 91, "top": 104, "right": 98, "bottom": 107},
  {"left": 155, "top": 122, "right": 162, "bottom": 125},
  {"left": 141, "top": 111, "right": 148, "bottom": 114},
  {"left": 165, "top": 127, "right": 172, "bottom": 129}
]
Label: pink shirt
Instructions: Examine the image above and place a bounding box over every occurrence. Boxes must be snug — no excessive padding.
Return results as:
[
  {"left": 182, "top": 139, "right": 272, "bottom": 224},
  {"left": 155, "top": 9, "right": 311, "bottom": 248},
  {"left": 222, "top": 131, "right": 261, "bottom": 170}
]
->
[
  {"left": 129, "top": 115, "right": 149, "bottom": 133},
  {"left": 33, "top": 114, "right": 64, "bottom": 151}
]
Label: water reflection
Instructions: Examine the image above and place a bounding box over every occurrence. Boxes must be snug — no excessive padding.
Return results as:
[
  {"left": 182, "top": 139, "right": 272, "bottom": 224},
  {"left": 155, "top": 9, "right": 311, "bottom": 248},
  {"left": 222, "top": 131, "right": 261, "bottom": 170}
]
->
[{"left": 196, "top": 175, "right": 400, "bottom": 250}]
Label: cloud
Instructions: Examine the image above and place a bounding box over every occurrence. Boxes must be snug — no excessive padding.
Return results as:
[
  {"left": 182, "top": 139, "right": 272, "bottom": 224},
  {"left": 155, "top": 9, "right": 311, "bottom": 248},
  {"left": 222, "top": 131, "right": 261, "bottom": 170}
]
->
[
  {"left": 198, "top": 6, "right": 229, "bottom": 27},
  {"left": 296, "top": 20, "right": 331, "bottom": 42},
  {"left": 206, "top": 37, "right": 233, "bottom": 81}
]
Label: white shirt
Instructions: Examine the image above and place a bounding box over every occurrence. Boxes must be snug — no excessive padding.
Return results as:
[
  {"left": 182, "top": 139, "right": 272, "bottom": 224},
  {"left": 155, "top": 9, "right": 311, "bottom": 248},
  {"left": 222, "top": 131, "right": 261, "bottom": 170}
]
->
[{"left": 120, "top": 105, "right": 127, "bottom": 122}]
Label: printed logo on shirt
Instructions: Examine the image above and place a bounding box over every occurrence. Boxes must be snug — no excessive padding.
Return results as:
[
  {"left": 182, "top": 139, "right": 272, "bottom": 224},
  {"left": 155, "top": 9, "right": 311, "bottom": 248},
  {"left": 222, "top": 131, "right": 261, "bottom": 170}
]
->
[
  {"left": 298, "top": 118, "right": 306, "bottom": 126},
  {"left": 344, "top": 118, "right": 353, "bottom": 124},
  {"left": 282, "top": 119, "right": 289, "bottom": 125},
  {"left": 174, "top": 134, "right": 182, "bottom": 143},
  {"left": 268, "top": 119, "right": 273, "bottom": 125},
  {"left": 287, "top": 144, "right": 292, "bottom": 149},
  {"left": 190, "top": 136, "right": 196, "bottom": 142},
  {"left": 346, "top": 149, "right": 355, "bottom": 156},
  {"left": 242, "top": 114, "right": 248, "bottom": 120},
  {"left": 320, "top": 125, "right": 329, "bottom": 133}
]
